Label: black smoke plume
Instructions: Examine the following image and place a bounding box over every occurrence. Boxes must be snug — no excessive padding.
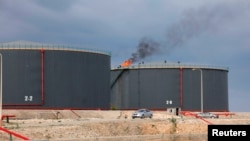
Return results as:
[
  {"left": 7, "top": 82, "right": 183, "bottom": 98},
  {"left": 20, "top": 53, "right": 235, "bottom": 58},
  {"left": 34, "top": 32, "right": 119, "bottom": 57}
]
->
[
  {"left": 130, "top": 37, "right": 159, "bottom": 62},
  {"left": 127, "top": 1, "right": 249, "bottom": 63}
]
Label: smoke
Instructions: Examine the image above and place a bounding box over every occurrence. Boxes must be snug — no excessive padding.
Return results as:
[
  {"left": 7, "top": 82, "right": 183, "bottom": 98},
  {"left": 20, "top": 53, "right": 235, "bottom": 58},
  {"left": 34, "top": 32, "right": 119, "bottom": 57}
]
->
[
  {"left": 165, "top": 3, "right": 236, "bottom": 48},
  {"left": 130, "top": 37, "right": 159, "bottom": 62},
  {"left": 127, "top": 1, "right": 250, "bottom": 63}
]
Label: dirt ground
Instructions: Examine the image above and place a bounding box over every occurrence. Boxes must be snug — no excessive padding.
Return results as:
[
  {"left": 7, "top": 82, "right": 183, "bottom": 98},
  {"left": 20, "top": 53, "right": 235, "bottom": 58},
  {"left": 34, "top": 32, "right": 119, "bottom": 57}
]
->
[{"left": 0, "top": 110, "right": 250, "bottom": 141}]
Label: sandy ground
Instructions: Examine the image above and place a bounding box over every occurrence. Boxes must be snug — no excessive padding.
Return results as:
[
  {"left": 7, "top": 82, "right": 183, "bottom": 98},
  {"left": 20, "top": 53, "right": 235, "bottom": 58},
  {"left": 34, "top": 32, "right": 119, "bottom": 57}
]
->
[{"left": 0, "top": 110, "right": 249, "bottom": 141}]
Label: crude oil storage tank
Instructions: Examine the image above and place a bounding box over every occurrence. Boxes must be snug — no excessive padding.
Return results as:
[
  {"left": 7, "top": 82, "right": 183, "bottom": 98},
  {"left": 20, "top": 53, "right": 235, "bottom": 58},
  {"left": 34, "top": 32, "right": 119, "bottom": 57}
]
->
[
  {"left": 111, "top": 62, "right": 229, "bottom": 112},
  {"left": 0, "top": 41, "right": 111, "bottom": 109}
]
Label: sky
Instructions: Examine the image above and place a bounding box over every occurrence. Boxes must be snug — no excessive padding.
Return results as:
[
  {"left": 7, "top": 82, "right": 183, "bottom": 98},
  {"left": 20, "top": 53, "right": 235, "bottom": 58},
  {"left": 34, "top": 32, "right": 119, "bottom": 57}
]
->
[{"left": 0, "top": 0, "right": 250, "bottom": 112}]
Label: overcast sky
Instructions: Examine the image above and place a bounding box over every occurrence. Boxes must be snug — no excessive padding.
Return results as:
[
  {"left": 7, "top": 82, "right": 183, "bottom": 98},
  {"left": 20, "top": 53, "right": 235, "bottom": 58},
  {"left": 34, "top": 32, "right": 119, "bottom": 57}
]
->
[{"left": 1, "top": 0, "right": 250, "bottom": 112}]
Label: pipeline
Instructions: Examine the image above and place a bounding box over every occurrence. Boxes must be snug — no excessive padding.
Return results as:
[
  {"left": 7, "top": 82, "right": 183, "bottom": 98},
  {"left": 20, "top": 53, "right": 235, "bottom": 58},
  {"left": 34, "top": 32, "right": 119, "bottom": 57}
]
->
[
  {"left": 179, "top": 67, "right": 183, "bottom": 108},
  {"left": 110, "top": 69, "right": 128, "bottom": 89},
  {"left": 0, "top": 127, "right": 29, "bottom": 140},
  {"left": 40, "top": 48, "right": 45, "bottom": 105}
]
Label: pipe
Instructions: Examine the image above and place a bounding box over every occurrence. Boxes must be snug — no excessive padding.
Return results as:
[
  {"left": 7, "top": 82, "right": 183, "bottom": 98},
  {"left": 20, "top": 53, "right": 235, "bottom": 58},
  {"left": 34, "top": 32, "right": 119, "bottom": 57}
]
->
[
  {"left": 0, "top": 127, "right": 29, "bottom": 140},
  {"left": 179, "top": 67, "right": 183, "bottom": 108},
  {"left": 3, "top": 49, "right": 45, "bottom": 107},
  {"left": 41, "top": 48, "right": 45, "bottom": 105},
  {"left": 110, "top": 69, "right": 128, "bottom": 88},
  {"left": 0, "top": 53, "right": 2, "bottom": 126}
]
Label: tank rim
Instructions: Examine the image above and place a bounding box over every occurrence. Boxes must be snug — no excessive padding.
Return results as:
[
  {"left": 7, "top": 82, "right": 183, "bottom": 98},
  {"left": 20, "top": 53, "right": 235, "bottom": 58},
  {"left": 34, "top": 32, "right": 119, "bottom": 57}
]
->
[
  {"left": 0, "top": 40, "right": 111, "bottom": 56},
  {"left": 112, "top": 62, "right": 229, "bottom": 71}
]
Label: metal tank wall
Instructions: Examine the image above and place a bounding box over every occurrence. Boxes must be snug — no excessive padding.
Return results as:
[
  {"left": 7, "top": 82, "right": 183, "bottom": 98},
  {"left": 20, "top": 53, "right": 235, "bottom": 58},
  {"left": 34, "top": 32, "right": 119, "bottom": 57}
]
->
[
  {"left": 111, "top": 65, "right": 228, "bottom": 112},
  {"left": 111, "top": 68, "right": 180, "bottom": 110},
  {"left": 44, "top": 50, "right": 110, "bottom": 109},
  {"left": 2, "top": 50, "right": 42, "bottom": 106},
  {"left": 0, "top": 48, "right": 110, "bottom": 109},
  {"left": 182, "top": 69, "right": 228, "bottom": 112}
]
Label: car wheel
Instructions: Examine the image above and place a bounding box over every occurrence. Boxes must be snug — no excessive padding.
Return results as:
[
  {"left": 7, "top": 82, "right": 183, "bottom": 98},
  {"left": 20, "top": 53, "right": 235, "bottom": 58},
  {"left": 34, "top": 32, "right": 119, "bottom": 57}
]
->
[
  {"left": 149, "top": 114, "right": 152, "bottom": 118},
  {"left": 141, "top": 115, "right": 145, "bottom": 119}
]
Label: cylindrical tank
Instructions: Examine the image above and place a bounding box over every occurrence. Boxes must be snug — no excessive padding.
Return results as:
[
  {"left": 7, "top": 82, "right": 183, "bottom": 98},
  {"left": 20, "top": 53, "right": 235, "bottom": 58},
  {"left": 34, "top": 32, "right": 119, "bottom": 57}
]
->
[
  {"left": 0, "top": 41, "right": 111, "bottom": 109},
  {"left": 111, "top": 62, "right": 229, "bottom": 112}
]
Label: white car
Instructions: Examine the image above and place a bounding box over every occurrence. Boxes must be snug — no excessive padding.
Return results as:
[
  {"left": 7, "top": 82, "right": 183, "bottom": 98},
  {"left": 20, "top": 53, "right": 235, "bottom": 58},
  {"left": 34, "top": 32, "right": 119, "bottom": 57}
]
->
[
  {"left": 132, "top": 109, "right": 153, "bottom": 119},
  {"left": 196, "top": 112, "right": 219, "bottom": 118}
]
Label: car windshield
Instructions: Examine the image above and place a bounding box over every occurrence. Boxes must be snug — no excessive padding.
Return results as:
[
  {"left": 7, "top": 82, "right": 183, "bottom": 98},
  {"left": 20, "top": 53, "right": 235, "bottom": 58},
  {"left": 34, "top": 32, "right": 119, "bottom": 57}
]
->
[{"left": 138, "top": 109, "right": 145, "bottom": 112}]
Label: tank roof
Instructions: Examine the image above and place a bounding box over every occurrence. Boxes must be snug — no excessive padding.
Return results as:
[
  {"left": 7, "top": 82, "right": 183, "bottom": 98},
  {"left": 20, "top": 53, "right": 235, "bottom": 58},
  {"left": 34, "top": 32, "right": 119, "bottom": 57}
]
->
[
  {"left": 0, "top": 40, "right": 111, "bottom": 56},
  {"left": 112, "top": 61, "right": 229, "bottom": 71}
]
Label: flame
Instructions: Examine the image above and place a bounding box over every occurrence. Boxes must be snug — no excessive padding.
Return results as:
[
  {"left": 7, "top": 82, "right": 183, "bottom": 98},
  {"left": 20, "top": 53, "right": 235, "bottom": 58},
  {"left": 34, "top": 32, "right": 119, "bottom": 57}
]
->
[{"left": 121, "top": 59, "right": 133, "bottom": 67}]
